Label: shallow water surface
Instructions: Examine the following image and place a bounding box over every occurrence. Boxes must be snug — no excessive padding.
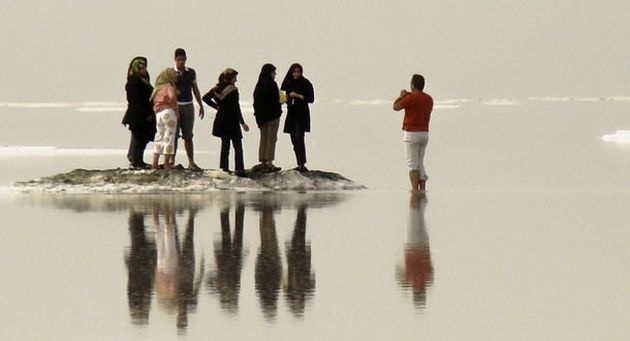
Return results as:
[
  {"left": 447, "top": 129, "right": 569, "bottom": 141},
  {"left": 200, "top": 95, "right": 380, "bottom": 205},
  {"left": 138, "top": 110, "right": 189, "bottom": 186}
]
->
[
  {"left": 0, "top": 191, "right": 428, "bottom": 340},
  {"left": 1, "top": 100, "right": 629, "bottom": 339},
  {"left": 2, "top": 189, "right": 629, "bottom": 340}
]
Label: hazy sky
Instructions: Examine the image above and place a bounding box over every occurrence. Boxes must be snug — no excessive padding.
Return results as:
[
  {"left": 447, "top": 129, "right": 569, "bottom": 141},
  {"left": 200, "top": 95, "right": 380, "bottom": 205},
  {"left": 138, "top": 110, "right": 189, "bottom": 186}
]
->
[{"left": 2, "top": 0, "right": 630, "bottom": 101}]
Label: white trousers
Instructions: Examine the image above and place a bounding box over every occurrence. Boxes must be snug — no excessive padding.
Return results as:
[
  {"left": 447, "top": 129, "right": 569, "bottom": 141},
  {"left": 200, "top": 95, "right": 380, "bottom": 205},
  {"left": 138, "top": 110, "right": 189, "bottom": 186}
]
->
[
  {"left": 154, "top": 108, "right": 177, "bottom": 155},
  {"left": 403, "top": 131, "right": 429, "bottom": 180}
]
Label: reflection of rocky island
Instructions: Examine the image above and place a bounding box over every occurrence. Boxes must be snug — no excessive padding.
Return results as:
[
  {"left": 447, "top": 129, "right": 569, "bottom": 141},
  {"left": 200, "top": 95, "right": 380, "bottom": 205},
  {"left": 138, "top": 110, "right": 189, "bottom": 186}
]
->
[
  {"left": 18, "top": 192, "right": 349, "bottom": 214},
  {"left": 14, "top": 168, "right": 366, "bottom": 192}
]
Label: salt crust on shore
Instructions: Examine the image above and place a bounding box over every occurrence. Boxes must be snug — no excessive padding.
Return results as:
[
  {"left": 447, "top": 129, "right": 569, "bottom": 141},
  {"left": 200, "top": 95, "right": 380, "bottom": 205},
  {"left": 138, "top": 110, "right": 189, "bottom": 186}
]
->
[{"left": 11, "top": 168, "right": 366, "bottom": 193}]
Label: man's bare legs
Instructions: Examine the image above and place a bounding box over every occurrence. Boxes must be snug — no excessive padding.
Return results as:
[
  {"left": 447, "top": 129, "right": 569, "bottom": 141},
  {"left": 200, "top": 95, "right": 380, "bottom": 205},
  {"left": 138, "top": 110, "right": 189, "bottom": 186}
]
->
[
  {"left": 409, "top": 170, "right": 426, "bottom": 192},
  {"left": 184, "top": 139, "right": 199, "bottom": 169}
]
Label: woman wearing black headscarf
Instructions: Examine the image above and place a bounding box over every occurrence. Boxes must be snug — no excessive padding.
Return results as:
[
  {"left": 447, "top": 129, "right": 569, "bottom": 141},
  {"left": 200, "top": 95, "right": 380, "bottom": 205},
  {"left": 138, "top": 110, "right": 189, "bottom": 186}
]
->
[
  {"left": 253, "top": 64, "right": 282, "bottom": 173},
  {"left": 122, "top": 56, "right": 156, "bottom": 169},
  {"left": 281, "top": 63, "right": 314, "bottom": 172}
]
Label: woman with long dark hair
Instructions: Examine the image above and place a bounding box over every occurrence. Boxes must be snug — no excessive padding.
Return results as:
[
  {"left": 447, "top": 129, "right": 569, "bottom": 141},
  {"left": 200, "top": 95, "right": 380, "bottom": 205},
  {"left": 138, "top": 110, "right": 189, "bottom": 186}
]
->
[
  {"left": 253, "top": 64, "right": 282, "bottom": 173},
  {"left": 280, "top": 63, "right": 314, "bottom": 172},
  {"left": 203, "top": 68, "right": 250, "bottom": 177},
  {"left": 122, "top": 56, "right": 156, "bottom": 169}
]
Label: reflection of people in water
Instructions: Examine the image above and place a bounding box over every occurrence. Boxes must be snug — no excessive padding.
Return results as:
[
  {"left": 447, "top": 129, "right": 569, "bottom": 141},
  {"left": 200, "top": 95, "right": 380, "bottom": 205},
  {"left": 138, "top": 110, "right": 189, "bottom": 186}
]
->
[
  {"left": 396, "top": 192, "right": 434, "bottom": 308},
  {"left": 284, "top": 205, "right": 315, "bottom": 317},
  {"left": 153, "top": 207, "right": 203, "bottom": 331},
  {"left": 125, "top": 210, "right": 157, "bottom": 325},
  {"left": 207, "top": 200, "right": 246, "bottom": 313},
  {"left": 255, "top": 201, "right": 283, "bottom": 320}
]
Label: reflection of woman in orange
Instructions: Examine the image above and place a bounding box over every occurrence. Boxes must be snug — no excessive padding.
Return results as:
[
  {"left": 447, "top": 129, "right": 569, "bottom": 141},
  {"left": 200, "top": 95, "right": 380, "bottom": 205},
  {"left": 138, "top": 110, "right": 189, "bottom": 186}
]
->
[
  {"left": 153, "top": 207, "right": 203, "bottom": 332},
  {"left": 284, "top": 205, "right": 315, "bottom": 317},
  {"left": 207, "top": 201, "right": 246, "bottom": 313},
  {"left": 396, "top": 192, "right": 434, "bottom": 308},
  {"left": 154, "top": 206, "right": 180, "bottom": 314}
]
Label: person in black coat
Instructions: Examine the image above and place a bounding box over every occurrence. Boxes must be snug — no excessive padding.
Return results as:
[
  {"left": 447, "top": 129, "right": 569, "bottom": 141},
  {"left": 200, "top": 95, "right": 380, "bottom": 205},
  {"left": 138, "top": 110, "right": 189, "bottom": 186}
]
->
[
  {"left": 122, "top": 56, "right": 156, "bottom": 169},
  {"left": 281, "top": 63, "right": 314, "bottom": 172},
  {"left": 203, "top": 68, "right": 250, "bottom": 177},
  {"left": 253, "top": 64, "right": 282, "bottom": 173}
]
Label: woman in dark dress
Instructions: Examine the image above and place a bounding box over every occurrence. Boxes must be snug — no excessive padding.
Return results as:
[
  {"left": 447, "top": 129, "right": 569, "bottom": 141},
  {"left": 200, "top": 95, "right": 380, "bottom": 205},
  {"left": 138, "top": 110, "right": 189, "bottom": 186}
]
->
[
  {"left": 122, "top": 56, "right": 156, "bottom": 169},
  {"left": 253, "top": 64, "right": 282, "bottom": 173},
  {"left": 203, "top": 68, "right": 250, "bottom": 177},
  {"left": 280, "top": 63, "right": 314, "bottom": 172}
]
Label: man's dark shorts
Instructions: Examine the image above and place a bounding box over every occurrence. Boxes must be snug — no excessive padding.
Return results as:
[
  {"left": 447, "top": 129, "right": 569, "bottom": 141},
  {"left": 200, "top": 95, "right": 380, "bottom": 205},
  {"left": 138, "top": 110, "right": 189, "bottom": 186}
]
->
[{"left": 177, "top": 103, "right": 195, "bottom": 140}]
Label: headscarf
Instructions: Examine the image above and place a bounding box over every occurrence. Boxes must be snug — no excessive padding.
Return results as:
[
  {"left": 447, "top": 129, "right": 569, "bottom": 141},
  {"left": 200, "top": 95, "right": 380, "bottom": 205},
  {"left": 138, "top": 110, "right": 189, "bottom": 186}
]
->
[
  {"left": 213, "top": 68, "right": 239, "bottom": 100},
  {"left": 254, "top": 63, "right": 277, "bottom": 97},
  {"left": 280, "top": 63, "right": 303, "bottom": 91},
  {"left": 150, "top": 68, "right": 178, "bottom": 100},
  {"left": 127, "top": 56, "right": 150, "bottom": 85},
  {"left": 252, "top": 64, "right": 282, "bottom": 125},
  {"left": 257, "top": 64, "right": 276, "bottom": 82}
]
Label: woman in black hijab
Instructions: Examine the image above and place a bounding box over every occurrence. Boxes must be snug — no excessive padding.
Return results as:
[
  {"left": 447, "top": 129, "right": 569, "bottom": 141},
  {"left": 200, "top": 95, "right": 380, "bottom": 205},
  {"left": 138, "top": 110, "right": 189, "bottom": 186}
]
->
[
  {"left": 281, "top": 63, "right": 314, "bottom": 172},
  {"left": 122, "top": 56, "right": 156, "bottom": 169},
  {"left": 253, "top": 64, "right": 282, "bottom": 173}
]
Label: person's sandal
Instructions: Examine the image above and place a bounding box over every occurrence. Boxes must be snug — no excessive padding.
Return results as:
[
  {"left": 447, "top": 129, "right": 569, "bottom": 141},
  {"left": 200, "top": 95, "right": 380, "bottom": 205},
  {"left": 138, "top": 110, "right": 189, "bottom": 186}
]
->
[{"left": 188, "top": 163, "right": 202, "bottom": 171}]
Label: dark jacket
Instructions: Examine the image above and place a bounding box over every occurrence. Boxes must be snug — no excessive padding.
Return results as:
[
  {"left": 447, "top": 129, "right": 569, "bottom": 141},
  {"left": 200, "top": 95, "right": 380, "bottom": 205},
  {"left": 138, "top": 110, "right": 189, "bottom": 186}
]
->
[
  {"left": 253, "top": 78, "right": 282, "bottom": 128},
  {"left": 123, "top": 76, "right": 156, "bottom": 142},
  {"left": 281, "top": 77, "right": 314, "bottom": 133},
  {"left": 204, "top": 87, "right": 245, "bottom": 139}
]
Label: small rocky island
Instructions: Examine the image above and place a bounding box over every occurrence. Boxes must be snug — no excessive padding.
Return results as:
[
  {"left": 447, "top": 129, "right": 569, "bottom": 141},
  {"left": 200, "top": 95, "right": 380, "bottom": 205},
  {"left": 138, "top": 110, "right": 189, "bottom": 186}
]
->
[{"left": 14, "top": 168, "right": 366, "bottom": 193}]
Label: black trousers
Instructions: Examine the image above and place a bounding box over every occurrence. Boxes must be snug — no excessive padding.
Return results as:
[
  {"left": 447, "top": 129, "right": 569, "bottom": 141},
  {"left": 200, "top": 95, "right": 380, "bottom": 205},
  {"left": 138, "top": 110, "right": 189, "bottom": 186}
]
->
[
  {"left": 290, "top": 130, "right": 307, "bottom": 166},
  {"left": 127, "top": 134, "right": 149, "bottom": 166},
  {"left": 220, "top": 137, "right": 244, "bottom": 172}
]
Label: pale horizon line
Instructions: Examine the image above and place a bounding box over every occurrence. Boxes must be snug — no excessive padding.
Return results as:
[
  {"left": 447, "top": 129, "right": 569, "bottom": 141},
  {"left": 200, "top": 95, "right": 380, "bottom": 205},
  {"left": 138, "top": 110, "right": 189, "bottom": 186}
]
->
[{"left": 0, "top": 95, "right": 629, "bottom": 113}]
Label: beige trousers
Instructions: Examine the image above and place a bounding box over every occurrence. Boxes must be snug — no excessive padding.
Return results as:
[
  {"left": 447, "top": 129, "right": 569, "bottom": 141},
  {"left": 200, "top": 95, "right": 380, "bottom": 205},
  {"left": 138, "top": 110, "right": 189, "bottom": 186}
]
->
[{"left": 258, "top": 118, "right": 280, "bottom": 162}]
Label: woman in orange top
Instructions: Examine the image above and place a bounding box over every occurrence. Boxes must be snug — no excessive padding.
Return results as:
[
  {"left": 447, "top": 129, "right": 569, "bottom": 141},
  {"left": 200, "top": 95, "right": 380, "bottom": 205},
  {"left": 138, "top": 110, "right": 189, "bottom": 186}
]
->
[
  {"left": 151, "top": 68, "right": 180, "bottom": 170},
  {"left": 393, "top": 74, "right": 433, "bottom": 191}
]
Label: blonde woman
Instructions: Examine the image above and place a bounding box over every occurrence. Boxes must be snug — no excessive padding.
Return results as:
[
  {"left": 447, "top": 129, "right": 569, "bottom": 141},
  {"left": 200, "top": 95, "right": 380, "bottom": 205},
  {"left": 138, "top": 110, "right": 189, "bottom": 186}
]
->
[{"left": 151, "top": 68, "right": 180, "bottom": 170}]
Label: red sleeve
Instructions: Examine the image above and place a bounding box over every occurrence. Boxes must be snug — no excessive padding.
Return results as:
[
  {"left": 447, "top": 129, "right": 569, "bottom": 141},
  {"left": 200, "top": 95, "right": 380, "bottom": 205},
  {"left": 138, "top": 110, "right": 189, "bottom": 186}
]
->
[{"left": 399, "top": 94, "right": 411, "bottom": 108}]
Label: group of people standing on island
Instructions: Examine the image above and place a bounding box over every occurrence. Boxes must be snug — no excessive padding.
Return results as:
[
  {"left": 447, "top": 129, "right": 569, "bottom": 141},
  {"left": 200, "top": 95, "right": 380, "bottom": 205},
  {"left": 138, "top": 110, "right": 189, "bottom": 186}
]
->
[
  {"left": 123, "top": 48, "right": 433, "bottom": 191},
  {"left": 122, "top": 48, "right": 314, "bottom": 177}
]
